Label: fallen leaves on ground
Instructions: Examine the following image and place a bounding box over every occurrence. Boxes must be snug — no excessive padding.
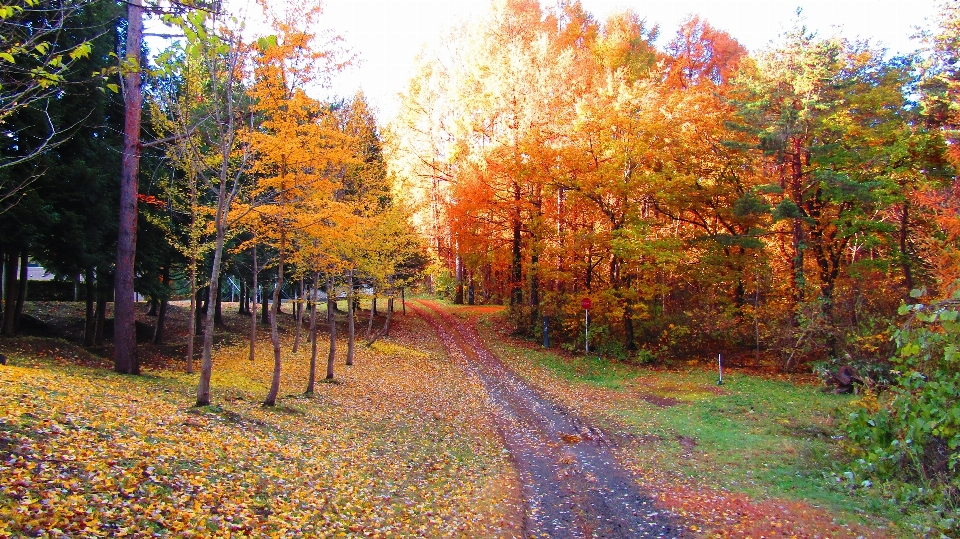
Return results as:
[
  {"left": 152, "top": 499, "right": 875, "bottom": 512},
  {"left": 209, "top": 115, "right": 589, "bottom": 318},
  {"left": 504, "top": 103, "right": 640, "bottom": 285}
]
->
[{"left": 0, "top": 304, "right": 522, "bottom": 538}]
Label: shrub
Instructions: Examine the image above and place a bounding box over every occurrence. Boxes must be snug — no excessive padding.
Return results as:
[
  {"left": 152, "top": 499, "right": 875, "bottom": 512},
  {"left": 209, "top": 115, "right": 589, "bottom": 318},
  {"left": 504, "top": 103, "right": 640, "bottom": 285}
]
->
[{"left": 845, "top": 289, "right": 960, "bottom": 536}]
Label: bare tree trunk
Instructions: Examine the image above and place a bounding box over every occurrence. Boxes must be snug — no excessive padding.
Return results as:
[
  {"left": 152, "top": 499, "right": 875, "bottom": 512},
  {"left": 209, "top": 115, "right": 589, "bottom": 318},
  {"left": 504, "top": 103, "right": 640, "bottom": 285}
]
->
[
  {"left": 214, "top": 284, "right": 223, "bottom": 327},
  {"left": 264, "top": 208, "right": 286, "bottom": 406},
  {"left": 2, "top": 250, "right": 18, "bottom": 336},
  {"left": 14, "top": 248, "right": 26, "bottom": 329},
  {"left": 366, "top": 296, "right": 376, "bottom": 340},
  {"left": 94, "top": 292, "right": 106, "bottom": 347},
  {"left": 325, "top": 275, "right": 337, "bottom": 379},
  {"left": 383, "top": 297, "right": 394, "bottom": 337},
  {"left": 195, "top": 287, "right": 205, "bottom": 336},
  {"left": 346, "top": 268, "right": 355, "bottom": 366},
  {"left": 153, "top": 265, "right": 169, "bottom": 345},
  {"left": 249, "top": 243, "right": 257, "bottom": 362},
  {"left": 113, "top": 0, "right": 144, "bottom": 375},
  {"left": 293, "top": 275, "right": 304, "bottom": 353},
  {"left": 84, "top": 266, "right": 95, "bottom": 346},
  {"left": 261, "top": 282, "right": 270, "bottom": 323},
  {"left": 401, "top": 287, "right": 405, "bottom": 315},
  {"left": 306, "top": 272, "right": 319, "bottom": 393}
]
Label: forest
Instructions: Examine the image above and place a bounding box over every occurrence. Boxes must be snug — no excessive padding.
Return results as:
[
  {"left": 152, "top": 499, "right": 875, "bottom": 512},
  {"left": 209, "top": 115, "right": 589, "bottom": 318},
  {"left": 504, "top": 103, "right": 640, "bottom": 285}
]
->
[
  {"left": 1, "top": 0, "right": 959, "bottom": 536},
  {"left": 391, "top": 1, "right": 960, "bottom": 373}
]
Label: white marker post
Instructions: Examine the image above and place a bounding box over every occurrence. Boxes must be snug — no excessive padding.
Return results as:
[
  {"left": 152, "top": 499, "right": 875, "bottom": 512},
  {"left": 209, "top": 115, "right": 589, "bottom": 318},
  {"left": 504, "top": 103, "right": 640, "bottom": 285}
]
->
[
  {"left": 581, "top": 297, "right": 592, "bottom": 354},
  {"left": 717, "top": 353, "right": 723, "bottom": 385}
]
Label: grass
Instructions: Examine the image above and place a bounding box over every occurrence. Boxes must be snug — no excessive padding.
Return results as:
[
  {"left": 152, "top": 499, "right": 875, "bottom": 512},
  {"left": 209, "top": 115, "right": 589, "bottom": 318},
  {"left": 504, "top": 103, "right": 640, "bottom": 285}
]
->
[{"left": 473, "top": 308, "right": 907, "bottom": 537}]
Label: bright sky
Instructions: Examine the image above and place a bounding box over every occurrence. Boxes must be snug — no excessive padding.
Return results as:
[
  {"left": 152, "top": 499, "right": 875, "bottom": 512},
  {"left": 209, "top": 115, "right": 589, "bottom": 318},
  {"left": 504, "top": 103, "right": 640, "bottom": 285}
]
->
[{"left": 313, "top": 0, "right": 941, "bottom": 123}]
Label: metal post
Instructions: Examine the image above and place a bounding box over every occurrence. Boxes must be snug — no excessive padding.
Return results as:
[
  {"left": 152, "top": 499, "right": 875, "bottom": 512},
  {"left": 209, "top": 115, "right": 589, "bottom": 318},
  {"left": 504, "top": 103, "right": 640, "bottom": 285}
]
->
[{"left": 585, "top": 309, "right": 589, "bottom": 354}]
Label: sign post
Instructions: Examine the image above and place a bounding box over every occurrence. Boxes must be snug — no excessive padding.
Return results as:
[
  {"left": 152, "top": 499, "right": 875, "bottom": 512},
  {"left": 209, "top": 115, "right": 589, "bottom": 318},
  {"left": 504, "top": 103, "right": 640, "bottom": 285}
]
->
[{"left": 581, "top": 297, "right": 592, "bottom": 353}]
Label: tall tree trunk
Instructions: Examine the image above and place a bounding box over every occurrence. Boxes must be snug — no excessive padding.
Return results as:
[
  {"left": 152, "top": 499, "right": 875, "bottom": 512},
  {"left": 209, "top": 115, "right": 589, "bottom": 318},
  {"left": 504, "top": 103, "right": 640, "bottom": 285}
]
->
[
  {"left": 306, "top": 272, "right": 319, "bottom": 393},
  {"left": 263, "top": 208, "right": 286, "bottom": 407},
  {"left": 249, "top": 243, "right": 258, "bottom": 362},
  {"left": 383, "top": 297, "right": 393, "bottom": 337},
  {"left": 185, "top": 172, "right": 198, "bottom": 374},
  {"left": 366, "top": 296, "right": 376, "bottom": 340},
  {"left": 147, "top": 298, "right": 158, "bottom": 316},
  {"left": 238, "top": 279, "right": 247, "bottom": 314},
  {"left": 14, "top": 248, "right": 26, "bottom": 329},
  {"left": 94, "top": 292, "right": 106, "bottom": 347},
  {"left": 2, "top": 250, "right": 18, "bottom": 336},
  {"left": 454, "top": 252, "right": 464, "bottom": 304},
  {"left": 113, "top": 0, "right": 144, "bottom": 375},
  {"left": 84, "top": 266, "right": 95, "bottom": 347},
  {"left": 293, "top": 276, "right": 304, "bottom": 353},
  {"left": 346, "top": 269, "right": 355, "bottom": 366},
  {"left": 401, "top": 287, "right": 406, "bottom": 314},
  {"left": 261, "top": 282, "right": 270, "bottom": 323},
  {"left": 214, "top": 284, "right": 223, "bottom": 327},
  {"left": 325, "top": 275, "right": 337, "bottom": 379},
  {"left": 153, "top": 265, "right": 169, "bottom": 345},
  {"left": 195, "top": 287, "right": 205, "bottom": 336}
]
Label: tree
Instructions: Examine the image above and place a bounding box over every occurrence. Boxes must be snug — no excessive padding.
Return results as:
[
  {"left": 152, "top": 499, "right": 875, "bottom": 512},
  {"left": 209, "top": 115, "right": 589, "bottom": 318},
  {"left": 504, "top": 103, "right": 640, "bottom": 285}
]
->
[{"left": 248, "top": 0, "right": 347, "bottom": 406}]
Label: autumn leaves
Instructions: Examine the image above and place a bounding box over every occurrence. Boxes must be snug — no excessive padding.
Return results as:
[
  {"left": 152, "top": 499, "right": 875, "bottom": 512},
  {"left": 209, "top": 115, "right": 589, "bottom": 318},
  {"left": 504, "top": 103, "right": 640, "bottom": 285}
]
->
[
  {"left": 148, "top": 0, "right": 425, "bottom": 407},
  {"left": 392, "top": 0, "right": 958, "bottom": 366}
]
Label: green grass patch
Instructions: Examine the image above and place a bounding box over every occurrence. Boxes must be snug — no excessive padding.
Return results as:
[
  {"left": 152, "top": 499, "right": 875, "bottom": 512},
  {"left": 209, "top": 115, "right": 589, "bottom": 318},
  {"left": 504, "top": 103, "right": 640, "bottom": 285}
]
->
[{"left": 475, "top": 312, "right": 904, "bottom": 531}]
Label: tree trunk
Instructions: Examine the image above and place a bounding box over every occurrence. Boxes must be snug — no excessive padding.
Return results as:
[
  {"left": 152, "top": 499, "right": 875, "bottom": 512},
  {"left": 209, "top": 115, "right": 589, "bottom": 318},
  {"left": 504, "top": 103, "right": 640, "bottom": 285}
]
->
[
  {"left": 94, "top": 293, "right": 106, "bottom": 347},
  {"left": 325, "top": 275, "right": 337, "bottom": 379},
  {"left": 401, "top": 287, "right": 406, "bottom": 315},
  {"left": 153, "top": 265, "right": 169, "bottom": 345},
  {"left": 84, "top": 266, "right": 95, "bottom": 347},
  {"left": 14, "top": 248, "right": 26, "bottom": 329},
  {"left": 195, "top": 286, "right": 205, "bottom": 336},
  {"left": 2, "top": 250, "right": 18, "bottom": 336},
  {"left": 346, "top": 269, "right": 355, "bottom": 366},
  {"left": 261, "top": 282, "right": 270, "bottom": 323},
  {"left": 306, "top": 272, "right": 319, "bottom": 393},
  {"left": 113, "top": 0, "right": 144, "bottom": 376},
  {"left": 249, "top": 243, "right": 258, "bottom": 362},
  {"left": 238, "top": 279, "right": 247, "bottom": 314},
  {"left": 263, "top": 218, "right": 286, "bottom": 407},
  {"left": 383, "top": 297, "right": 393, "bottom": 337},
  {"left": 366, "top": 296, "right": 376, "bottom": 340},
  {"left": 214, "top": 283, "right": 223, "bottom": 327},
  {"left": 147, "top": 298, "right": 158, "bottom": 316},
  {"left": 293, "top": 276, "right": 304, "bottom": 353}
]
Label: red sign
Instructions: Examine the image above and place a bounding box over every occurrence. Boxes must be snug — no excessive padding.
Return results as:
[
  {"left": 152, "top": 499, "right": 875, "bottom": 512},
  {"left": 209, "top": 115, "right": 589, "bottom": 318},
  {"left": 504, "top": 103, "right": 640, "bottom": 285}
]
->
[{"left": 581, "top": 297, "right": 592, "bottom": 310}]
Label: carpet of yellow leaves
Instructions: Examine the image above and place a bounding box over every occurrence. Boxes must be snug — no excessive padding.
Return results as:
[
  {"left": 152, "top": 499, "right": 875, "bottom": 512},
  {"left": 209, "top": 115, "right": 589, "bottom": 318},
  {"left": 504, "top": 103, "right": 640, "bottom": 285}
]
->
[{"left": 0, "top": 307, "right": 522, "bottom": 538}]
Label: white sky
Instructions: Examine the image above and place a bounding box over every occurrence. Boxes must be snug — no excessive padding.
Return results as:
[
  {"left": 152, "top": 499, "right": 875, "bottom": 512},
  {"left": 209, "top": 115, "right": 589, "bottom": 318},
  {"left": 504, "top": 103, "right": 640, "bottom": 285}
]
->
[{"left": 240, "top": 0, "right": 943, "bottom": 122}]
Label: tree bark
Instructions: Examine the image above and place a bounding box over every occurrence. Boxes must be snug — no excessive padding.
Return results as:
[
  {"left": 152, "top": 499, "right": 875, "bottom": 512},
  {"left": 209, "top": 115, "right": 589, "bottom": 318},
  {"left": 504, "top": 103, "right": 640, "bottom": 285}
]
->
[
  {"left": 366, "top": 296, "right": 376, "bottom": 340},
  {"left": 293, "top": 276, "right": 304, "bottom": 353},
  {"left": 94, "top": 292, "right": 106, "bottom": 347},
  {"left": 195, "top": 286, "right": 205, "bottom": 336},
  {"left": 153, "top": 265, "right": 169, "bottom": 345},
  {"left": 306, "top": 272, "right": 319, "bottom": 393},
  {"left": 214, "top": 283, "right": 223, "bottom": 327},
  {"left": 2, "top": 250, "right": 18, "bottom": 336},
  {"left": 325, "top": 275, "right": 337, "bottom": 379},
  {"left": 249, "top": 243, "right": 258, "bottom": 362},
  {"left": 263, "top": 202, "right": 286, "bottom": 407},
  {"left": 113, "top": 0, "right": 144, "bottom": 375},
  {"left": 261, "top": 282, "right": 270, "bottom": 323},
  {"left": 84, "top": 266, "right": 95, "bottom": 347},
  {"left": 346, "top": 268, "right": 355, "bottom": 366},
  {"left": 14, "top": 248, "right": 26, "bottom": 329}
]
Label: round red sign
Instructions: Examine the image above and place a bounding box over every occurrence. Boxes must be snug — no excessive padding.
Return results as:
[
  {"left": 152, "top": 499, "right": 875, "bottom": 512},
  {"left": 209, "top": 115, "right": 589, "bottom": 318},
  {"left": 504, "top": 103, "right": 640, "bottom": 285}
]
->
[{"left": 581, "top": 297, "right": 592, "bottom": 310}]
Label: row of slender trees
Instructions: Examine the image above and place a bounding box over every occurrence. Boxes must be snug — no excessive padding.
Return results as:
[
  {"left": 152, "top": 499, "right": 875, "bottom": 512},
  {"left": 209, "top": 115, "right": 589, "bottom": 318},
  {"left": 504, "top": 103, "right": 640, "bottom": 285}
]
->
[
  {"left": 0, "top": 0, "right": 427, "bottom": 406},
  {"left": 391, "top": 0, "right": 960, "bottom": 370}
]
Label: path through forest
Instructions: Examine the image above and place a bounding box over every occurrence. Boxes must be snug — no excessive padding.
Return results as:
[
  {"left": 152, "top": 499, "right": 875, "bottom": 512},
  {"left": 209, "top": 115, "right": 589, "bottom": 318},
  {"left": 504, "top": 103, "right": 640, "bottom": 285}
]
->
[{"left": 411, "top": 300, "right": 686, "bottom": 539}]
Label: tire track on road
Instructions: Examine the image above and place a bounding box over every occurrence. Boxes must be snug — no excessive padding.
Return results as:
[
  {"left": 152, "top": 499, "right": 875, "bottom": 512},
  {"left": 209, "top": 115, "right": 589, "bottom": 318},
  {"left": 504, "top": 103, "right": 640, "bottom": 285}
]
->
[{"left": 410, "top": 300, "right": 686, "bottom": 539}]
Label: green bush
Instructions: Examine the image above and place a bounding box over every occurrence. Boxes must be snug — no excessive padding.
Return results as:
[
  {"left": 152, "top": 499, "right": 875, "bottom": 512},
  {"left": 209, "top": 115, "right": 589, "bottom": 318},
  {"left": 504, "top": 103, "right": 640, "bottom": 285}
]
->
[{"left": 845, "top": 289, "right": 960, "bottom": 536}]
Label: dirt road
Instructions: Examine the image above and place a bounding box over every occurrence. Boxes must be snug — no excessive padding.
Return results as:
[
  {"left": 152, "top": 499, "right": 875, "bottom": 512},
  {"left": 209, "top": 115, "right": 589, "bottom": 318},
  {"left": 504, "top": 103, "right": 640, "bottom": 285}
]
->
[{"left": 411, "top": 300, "right": 686, "bottom": 539}]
